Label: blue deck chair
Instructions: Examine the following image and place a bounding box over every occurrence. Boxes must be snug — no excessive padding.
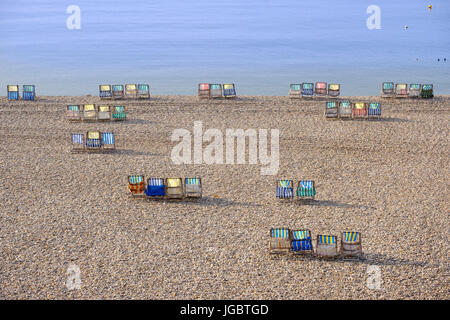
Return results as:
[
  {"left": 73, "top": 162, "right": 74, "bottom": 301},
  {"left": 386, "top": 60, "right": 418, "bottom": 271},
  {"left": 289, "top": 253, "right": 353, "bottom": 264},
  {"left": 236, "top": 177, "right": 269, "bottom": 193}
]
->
[
  {"left": 210, "top": 84, "right": 223, "bottom": 98},
  {"left": 128, "top": 175, "right": 145, "bottom": 197},
  {"left": 325, "top": 101, "right": 338, "bottom": 119},
  {"left": 22, "top": 85, "right": 35, "bottom": 100},
  {"left": 289, "top": 84, "right": 301, "bottom": 98},
  {"left": 145, "top": 178, "right": 165, "bottom": 198},
  {"left": 137, "top": 84, "right": 150, "bottom": 99},
  {"left": 408, "top": 84, "right": 421, "bottom": 98},
  {"left": 112, "top": 85, "right": 124, "bottom": 99},
  {"left": 7, "top": 85, "right": 19, "bottom": 100},
  {"left": 99, "top": 85, "right": 112, "bottom": 99},
  {"left": 184, "top": 177, "right": 202, "bottom": 198},
  {"left": 223, "top": 83, "right": 236, "bottom": 98},
  {"left": 421, "top": 84, "right": 434, "bottom": 98},
  {"left": 291, "top": 229, "right": 313, "bottom": 254},
  {"left": 297, "top": 180, "right": 316, "bottom": 200},
  {"left": 102, "top": 132, "right": 115, "bottom": 151},
  {"left": 381, "top": 82, "right": 394, "bottom": 97},
  {"left": 269, "top": 227, "right": 291, "bottom": 253},
  {"left": 316, "top": 235, "right": 338, "bottom": 258},
  {"left": 276, "top": 179, "right": 294, "bottom": 200},
  {"left": 86, "top": 130, "right": 102, "bottom": 150},
  {"left": 339, "top": 100, "right": 352, "bottom": 118},
  {"left": 301, "top": 83, "right": 314, "bottom": 98},
  {"left": 368, "top": 102, "right": 381, "bottom": 118},
  {"left": 71, "top": 133, "right": 84, "bottom": 152},
  {"left": 67, "top": 105, "right": 81, "bottom": 121},
  {"left": 341, "top": 231, "right": 362, "bottom": 259}
]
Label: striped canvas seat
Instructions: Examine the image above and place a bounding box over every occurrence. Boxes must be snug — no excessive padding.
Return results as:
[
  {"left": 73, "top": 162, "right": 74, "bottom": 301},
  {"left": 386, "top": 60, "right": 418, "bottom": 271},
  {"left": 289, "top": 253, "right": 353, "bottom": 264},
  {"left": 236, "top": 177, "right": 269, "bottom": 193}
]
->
[
  {"left": 291, "top": 229, "right": 313, "bottom": 253},
  {"left": 67, "top": 105, "right": 81, "bottom": 121},
  {"left": 210, "top": 84, "right": 223, "bottom": 98},
  {"left": 316, "top": 234, "right": 338, "bottom": 258},
  {"left": 97, "top": 105, "right": 111, "bottom": 120},
  {"left": 198, "top": 83, "right": 210, "bottom": 99},
  {"left": 166, "top": 178, "right": 183, "bottom": 198},
  {"left": 7, "top": 85, "right": 19, "bottom": 100},
  {"left": 395, "top": 83, "right": 408, "bottom": 97},
  {"left": 112, "top": 105, "right": 127, "bottom": 120},
  {"left": 368, "top": 102, "right": 381, "bottom": 117},
  {"left": 297, "top": 180, "right": 316, "bottom": 199},
  {"left": 315, "top": 82, "right": 327, "bottom": 96},
  {"left": 184, "top": 177, "right": 202, "bottom": 198},
  {"left": 128, "top": 175, "right": 145, "bottom": 196},
  {"left": 137, "top": 84, "right": 150, "bottom": 99},
  {"left": 328, "top": 84, "right": 340, "bottom": 97},
  {"left": 382, "top": 82, "right": 394, "bottom": 97},
  {"left": 289, "top": 84, "right": 301, "bottom": 98},
  {"left": 102, "top": 132, "right": 115, "bottom": 150},
  {"left": 145, "top": 178, "right": 165, "bottom": 197},
  {"left": 341, "top": 231, "right": 362, "bottom": 258},
  {"left": 276, "top": 179, "right": 293, "bottom": 199},
  {"left": 99, "top": 85, "right": 112, "bottom": 99},
  {"left": 71, "top": 133, "right": 84, "bottom": 152},
  {"left": 22, "top": 85, "right": 35, "bottom": 101},
  {"left": 83, "top": 104, "right": 97, "bottom": 121},
  {"left": 223, "top": 83, "right": 236, "bottom": 98},
  {"left": 408, "top": 84, "right": 421, "bottom": 97},
  {"left": 325, "top": 101, "right": 338, "bottom": 118},
  {"left": 269, "top": 227, "right": 291, "bottom": 253},
  {"left": 112, "top": 85, "right": 124, "bottom": 99},
  {"left": 339, "top": 100, "right": 352, "bottom": 118},
  {"left": 421, "top": 84, "right": 433, "bottom": 99},
  {"left": 352, "top": 102, "right": 367, "bottom": 118},
  {"left": 86, "top": 130, "right": 102, "bottom": 149},
  {"left": 301, "top": 83, "right": 314, "bottom": 97},
  {"left": 125, "top": 84, "right": 138, "bottom": 99}
]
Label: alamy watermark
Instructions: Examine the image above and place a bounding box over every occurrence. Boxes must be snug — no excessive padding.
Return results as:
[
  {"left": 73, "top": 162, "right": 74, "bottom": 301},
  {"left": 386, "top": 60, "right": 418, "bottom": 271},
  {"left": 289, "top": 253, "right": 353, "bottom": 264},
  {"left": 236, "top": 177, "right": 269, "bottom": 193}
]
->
[
  {"left": 171, "top": 121, "right": 279, "bottom": 175},
  {"left": 66, "top": 264, "right": 82, "bottom": 290},
  {"left": 66, "top": 5, "right": 81, "bottom": 30},
  {"left": 366, "top": 265, "right": 382, "bottom": 290},
  {"left": 366, "top": 5, "right": 381, "bottom": 30}
]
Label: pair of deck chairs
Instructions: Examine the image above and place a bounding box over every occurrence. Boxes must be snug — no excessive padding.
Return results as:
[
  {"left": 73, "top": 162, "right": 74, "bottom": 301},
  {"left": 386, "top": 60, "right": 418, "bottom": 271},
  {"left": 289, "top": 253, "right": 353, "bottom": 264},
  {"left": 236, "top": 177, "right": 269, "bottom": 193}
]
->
[
  {"left": 290, "top": 83, "right": 340, "bottom": 98},
  {"left": 7, "top": 85, "right": 36, "bottom": 100},
  {"left": 66, "top": 105, "right": 127, "bottom": 121},
  {"left": 71, "top": 131, "right": 115, "bottom": 152},
  {"left": 128, "top": 176, "right": 202, "bottom": 200},
  {"left": 382, "top": 82, "right": 433, "bottom": 98},
  {"left": 99, "top": 84, "right": 150, "bottom": 99},
  {"left": 269, "top": 228, "right": 362, "bottom": 259},
  {"left": 325, "top": 101, "right": 381, "bottom": 119},
  {"left": 198, "top": 83, "right": 236, "bottom": 99},
  {"left": 276, "top": 180, "right": 316, "bottom": 201}
]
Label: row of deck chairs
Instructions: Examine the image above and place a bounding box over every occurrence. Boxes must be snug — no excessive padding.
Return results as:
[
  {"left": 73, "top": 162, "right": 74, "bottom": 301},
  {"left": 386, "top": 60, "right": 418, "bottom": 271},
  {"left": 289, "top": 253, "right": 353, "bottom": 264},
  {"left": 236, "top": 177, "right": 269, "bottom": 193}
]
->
[
  {"left": 269, "top": 228, "right": 362, "bottom": 259},
  {"left": 325, "top": 101, "right": 381, "bottom": 119},
  {"left": 289, "top": 82, "right": 340, "bottom": 98},
  {"left": 71, "top": 131, "right": 115, "bottom": 153},
  {"left": 67, "top": 104, "right": 127, "bottom": 121},
  {"left": 381, "top": 83, "right": 434, "bottom": 98},
  {"left": 198, "top": 83, "right": 237, "bottom": 99},
  {"left": 128, "top": 176, "right": 202, "bottom": 200},
  {"left": 99, "top": 84, "right": 150, "bottom": 100},
  {"left": 7, "top": 85, "right": 36, "bottom": 100},
  {"left": 276, "top": 180, "right": 316, "bottom": 201}
]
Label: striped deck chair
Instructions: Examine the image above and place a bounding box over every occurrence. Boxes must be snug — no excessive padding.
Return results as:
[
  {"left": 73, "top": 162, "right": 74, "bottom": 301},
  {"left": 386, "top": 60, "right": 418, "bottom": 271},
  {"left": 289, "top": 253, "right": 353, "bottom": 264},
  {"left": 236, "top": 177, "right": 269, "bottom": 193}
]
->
[
  {"left": 381, "top": 82, "right": 394, "bottom": 97},
  {"left": 7, "top": 85, "right": 19, "bottom": 100},
  {"left": 128, "top": 175, "right": 145, "bottom": 198},
  {"left": 71, "top": 133, "right": 84, "bottom": 153},
  {"left": 408, "top": 84, "right": 421, "bottom": 98},
  {"left": 184, "top": 177, "right": 202, "bottom": 198},
  {"left": 112, "top": 105, "right": 127, "bottom": 121},
  {"left": 198, "top": 83, "right": 210, "bottom": 99},
  {"left": 341, "top": 231, "right": 362, "bottom": 259},
  {"left": 328, "top": 84, "right": 340, "bottom": 98},
  {"left": 291, "top": 229, "right": 313, "bottom": 254},
  {"left": 325, "top": 101, "right": 338, "bottom": 119},
  {"left": 368, "top": 102, "right": 381, "bottom": 118},
  {"left": 210, "top": 84, "right": 223, "bottom": 98},
  {"left": 86, "top": 130, "right": 102, "bottom": 150},
  {"left": 301, "top": 83, "right": 314, "bottom": 98},
  {"left": 421, "top": 84, "right": 434, "bottom": 99},
  {"left": 166, "top": 178, "right": 184, "bottom": 199},
  {"left": 125, "top": 84, "right": 138, "bottom": 99},
  {"left": 276, "top": 179, "right": 293, "bottom": 200},
  {"left": 67, "top": 105, "right": 81, "bottom": 121},
  {"left": 339, "top": 100, "right": 352, "bottom": 119},
  {"left": 269, "top": 227, "right": 291, "bottom": 254},
  {"left": 97, "top": 105, "right": 111, "bottom": 121},
  {"left": 83, "top": 104, "right": 97, "bottom": 121},
  {"left": 296, "top": 180, "right": 316, "bottom": 200},
  {"left": 289, "top": 84, "right": 301, "bottom": 98},
  {"left": 102, "top": 132, "right": 115, "bottom": 151},
  {"left": 315, "top": 82, "right": 327, "bottom": 97},
  {"left": 112, "top": 85, "right": 124, "bottom": 99},
  {"left": 352, "top": 102, "right": 367, "bottom": 119},
  {"left": 145, "top": 178, "right": 165, "bottom": 198},
  {"left": 223, "top": 83, "right": 236, "bottom": 98},
  {"left": 395, "top": 83, "right": 408, "bottom": 97},
  {"left": 137, "top": 84, "right": 150, "bottom": 99},
  {"left": 316, "top": 235, "right": 338, "bottom": 258},
  {"left": 22, "top": 85, "right": 35, "bottom": 101},
  {"left": 99, "top": 85, "right": 112, "bottom": 99}
]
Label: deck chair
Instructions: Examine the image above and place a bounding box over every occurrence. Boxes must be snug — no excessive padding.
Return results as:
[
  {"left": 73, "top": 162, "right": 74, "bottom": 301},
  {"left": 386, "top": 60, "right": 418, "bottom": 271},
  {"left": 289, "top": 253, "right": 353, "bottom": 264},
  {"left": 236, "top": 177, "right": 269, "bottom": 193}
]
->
[
  {"left": 395, "top": 83, "right": 408, "bottom": 97},
  {"left": 316, "top": 235, "right": 338, "bottom": 258},
  {"left": 7, "top": 85, "right": 19, "bottom": 100},
  {"left": 102, "top": 132, "right": 115, "bottom": 151},
  {"left": 128, "top": 175, "right": 145, "bottom": 198},
  {"left": 276, "top": 179, "right": 293, "bottom": 200},
  {"left": 145, "top": 178, "right": 165, "bottom": 198},
  {"left": 67, "top": 105, "right": 81, "bottom": 121},
  {"left": 367, "top": 102, "right": 381, "bottom": 118},
  {"left": 325, "top": 101, "right": 338, "bottom": 119},
  {"left": 315, "top": 82, "right": 327, "bottom": 97},
  {"left": 328, "top": 84, "right": 340, "bottom": 98},
  {"left": 210, "top": 84, "right": 223, "bottom": 98},
  {"left": 85, "top": 130, "right": 102, "bottom": 150},
  {"left": 112, "top": 85, "right": 124, "bottom": 99},
  {"left": 112, "top": 105, "right": 127, "bottom": 121},
  {"left": 184, "top": 177, "right": 202, "bottom": 198},
  {"left": 137, "top": 84, "right": 150, "bottom": 99},
  {"left": 22, "top": 85, "right": 35, "bottom": 100},
  {"left": 71, "top": 133, "right": 84, "bottom": 153},
  {"left": 125, "top": 84, "right": 138, "bottom": 99},
  {"left": 166, "top": 178, "right": 184, "bottom": 199},
  {"left": 97, "top": 105, "right": 111, "bottom": 121},
  {"left": 223, "top": 83, "right": 236, "bottom": 98},
  {"left": 291, "top": 229, "right": 313, "bottom": 254},
  {"left": 381, "top": 82, "right": 394, "bottom": 97},
  {"left": 83, "top": 104, "right": 97, "bottom": 121},
  {"left": 341, "top": 231, "right": 362, "bottom": 259},
  {"left": 289, "top": 84, "right": 301, "bottom": 98},
  {"left": 421, "top": 84, "right": 434, "bottom": 98},
  {"left": 408, "top": 84, "right": 421, "bottom": 98},
  {"left": 269, "top": 228, "right": 291, "bottom": 254},
  {"left": 198, "top": 83, "right": 210, "bottom": 99},
  {"left": 99, "top": 85, "right": 112, "bottom": 99},
  {"left": 352, "top": 102, "right": 367, "bottom": 119},
  {"left": 297, "top": 180, "right": 316, "bottom": 200},
  {"left": 301, "top": 83, "right": 314, "bottom": 98},
  {"left": 339, "top": 100, "right": 352, "bottom": 119}
]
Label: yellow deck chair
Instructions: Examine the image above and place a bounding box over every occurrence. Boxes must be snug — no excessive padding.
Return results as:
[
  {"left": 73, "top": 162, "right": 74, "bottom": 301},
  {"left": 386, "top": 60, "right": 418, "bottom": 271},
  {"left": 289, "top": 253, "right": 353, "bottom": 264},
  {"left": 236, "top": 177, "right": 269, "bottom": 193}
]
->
[
  {"left": 83, "top": 104, "right": 97, "bottom": 121},
  {"left": 166, "top": 178, "right": 183, "bottom": 199}
]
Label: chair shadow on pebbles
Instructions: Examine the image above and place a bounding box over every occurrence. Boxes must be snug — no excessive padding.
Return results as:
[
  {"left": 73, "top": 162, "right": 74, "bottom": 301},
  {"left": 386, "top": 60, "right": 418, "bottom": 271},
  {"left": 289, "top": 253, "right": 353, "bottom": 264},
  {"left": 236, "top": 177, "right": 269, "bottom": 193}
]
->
[
  {"left": 183, "top": 196, "right": 263, "bottom": 208},
  {"left": 305, "top": 200, "right": 376, "bottom": 210},
  {"left": 109, "top": 149, "right": 161, "bottom": 156}
]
